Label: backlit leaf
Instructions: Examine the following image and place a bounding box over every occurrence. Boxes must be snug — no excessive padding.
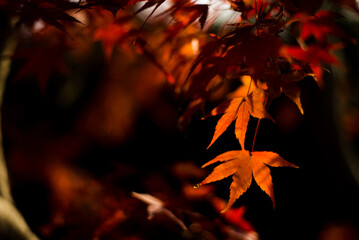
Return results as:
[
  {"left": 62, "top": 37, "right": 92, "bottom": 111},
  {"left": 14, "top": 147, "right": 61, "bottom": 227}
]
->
[
  {"left": 199, "top": 150, "right": 298, "bottom": 211},
  {"left": 207, "top": 88, "right": 273, "bottom": 150}
]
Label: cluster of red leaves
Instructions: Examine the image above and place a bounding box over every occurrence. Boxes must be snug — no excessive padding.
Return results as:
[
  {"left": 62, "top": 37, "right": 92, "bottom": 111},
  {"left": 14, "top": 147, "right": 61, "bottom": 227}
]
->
[
  {"left": 3, "top": 0, "right": 358, "bottom": 214},
  {"left": 183, "top": 0, "right": 357, "bottom": 210}
]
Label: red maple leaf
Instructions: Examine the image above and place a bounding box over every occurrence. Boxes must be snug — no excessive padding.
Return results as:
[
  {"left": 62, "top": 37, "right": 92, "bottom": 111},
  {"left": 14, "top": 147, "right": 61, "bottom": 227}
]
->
[
  {"left": 281, "top": 43, "right": 343, "bottom": 86},
  {"left": 298, "top": 10, "right": 349, "bottom": 44},
  {"left": 16, "top": 1, "right": 82, "bottom": 32},
  {"left": 83, "top": 0, "right": 145, "bottom": 17}
]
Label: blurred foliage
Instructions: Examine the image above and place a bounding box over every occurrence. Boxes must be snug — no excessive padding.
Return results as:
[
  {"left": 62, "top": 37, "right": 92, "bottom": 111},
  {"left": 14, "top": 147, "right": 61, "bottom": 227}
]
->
[{"left": 0, "top": 0, "right": 359, "bottom": 239}]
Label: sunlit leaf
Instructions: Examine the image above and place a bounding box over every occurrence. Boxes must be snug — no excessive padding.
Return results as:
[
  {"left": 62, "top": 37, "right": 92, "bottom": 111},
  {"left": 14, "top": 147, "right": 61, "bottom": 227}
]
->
[
  {"left": 207, "top": 88, "right": 273, "bottom": 150},
  {"left": 199, "top": 150, "right": 298, "bottom": 211}
]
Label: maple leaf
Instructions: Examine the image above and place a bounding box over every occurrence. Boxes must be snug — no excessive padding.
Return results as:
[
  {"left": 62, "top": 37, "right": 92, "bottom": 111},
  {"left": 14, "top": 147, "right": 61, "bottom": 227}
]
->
[
  {"left": 18, "top": 1, "right": 82, "bottom": 33},
  {"left": 175, "top": 4, "right": 208, "bottom": 30},
  {"left": 262, "top": 69, "right": 315, "bottom": 114},
  {"left": 229, "top": 0, "right": 252, "bottom": 14},
  {"left": 207, "top": 88, "right": 273, "bottom": 150},
  {"left": 185, "top": 35, "right": 222, "bottom": 81},
  {"left": 83, "top": 0, "right": 145, "bottom": 17},
  {"left": 298, "top": 11, "right": 349, "bottom": 45},
  {"left": 198, "top": 150, "right": 298, "bottom": 212},
  {"left": 160, "top": 3, "right": 209, "bottom": 42},
  {"left": 134, "top": 0, "right": 165, "bottom": 15},
  {"left": 281, "top": 43, "right": 343, "bottom": 86},
  {"left": 220, "top": 24, "right": 283, "bottom": 79},
  {"left": 229, "top": 0, "right": 275, "bottom": 20},
  {"left": 159, "top": 0, "right": 208, "bottom": 29},
  {"left": 133, "top": 0, "right": 166, "bottom": 29}
]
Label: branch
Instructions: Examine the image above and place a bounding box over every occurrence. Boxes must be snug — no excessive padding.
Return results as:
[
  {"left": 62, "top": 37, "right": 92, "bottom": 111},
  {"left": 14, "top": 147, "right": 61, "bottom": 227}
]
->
[{"left": 0, "top": 16, "right": 39, "bottom": 240}]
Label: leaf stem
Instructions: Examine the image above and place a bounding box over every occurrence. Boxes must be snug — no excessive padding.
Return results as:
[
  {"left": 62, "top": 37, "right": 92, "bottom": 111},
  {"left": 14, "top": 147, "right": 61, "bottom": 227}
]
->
[
  {"left": 251, "top": 91, "right": 270, "bottom": 152},
  {"left": 251, "top": 120, "right": 261, "bottom": 152},
  {"left": 246, "top": 77, "right": 253, "bottom": 96}
]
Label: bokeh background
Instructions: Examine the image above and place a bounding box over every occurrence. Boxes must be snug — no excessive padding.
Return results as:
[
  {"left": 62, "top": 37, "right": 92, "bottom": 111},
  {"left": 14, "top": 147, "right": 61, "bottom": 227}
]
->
[{"left": 1, "top": 1, "right": 359, "bottom": 240}]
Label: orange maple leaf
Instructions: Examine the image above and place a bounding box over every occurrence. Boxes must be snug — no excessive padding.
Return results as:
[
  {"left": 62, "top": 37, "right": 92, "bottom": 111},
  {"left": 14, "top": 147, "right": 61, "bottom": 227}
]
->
[
  {"left": 207, "top": 88, "right": 273, "bottom": 150},
  {"left": 198, "top": 150, "right": 298, "bottom": 212}
]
